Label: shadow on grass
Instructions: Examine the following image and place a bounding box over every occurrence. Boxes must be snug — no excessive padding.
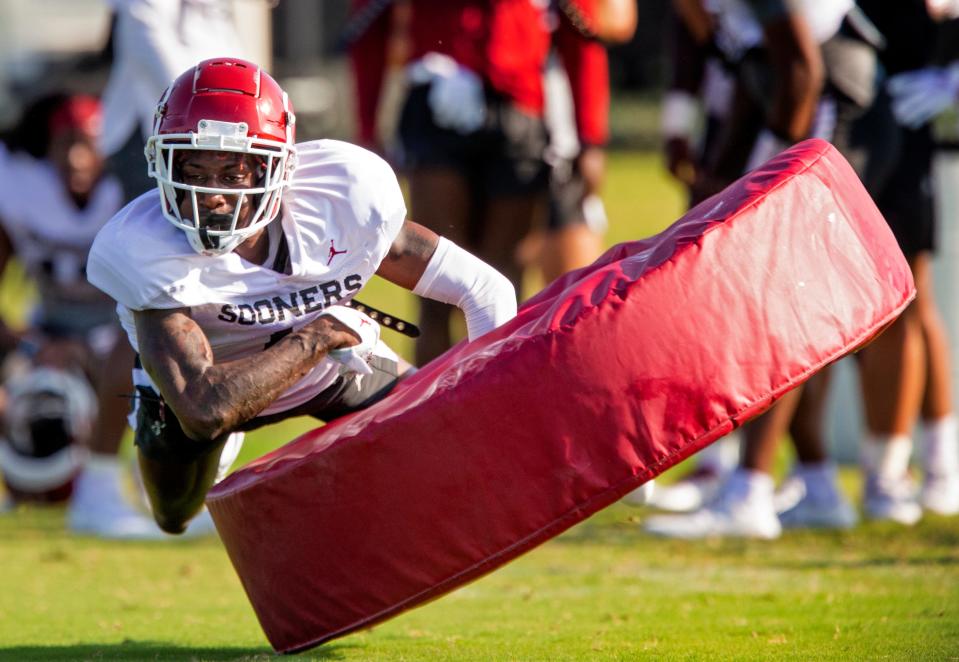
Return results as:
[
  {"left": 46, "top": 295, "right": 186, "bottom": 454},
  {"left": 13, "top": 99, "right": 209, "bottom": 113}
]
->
[
  {"left": 554, "top": 505, "right": 959, "bottom": 548},
  {"left": 0, "top": 641, "right": 356, "bottom": 661},
  {"left": 774, "top": 554, "right": 959, "bottom": 570}
]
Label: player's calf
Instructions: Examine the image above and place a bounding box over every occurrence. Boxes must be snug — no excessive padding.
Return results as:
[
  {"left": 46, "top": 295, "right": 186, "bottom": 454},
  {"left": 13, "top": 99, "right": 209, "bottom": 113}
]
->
[{"left": 133, "top": 385, "right": 227, "bottom": 533}]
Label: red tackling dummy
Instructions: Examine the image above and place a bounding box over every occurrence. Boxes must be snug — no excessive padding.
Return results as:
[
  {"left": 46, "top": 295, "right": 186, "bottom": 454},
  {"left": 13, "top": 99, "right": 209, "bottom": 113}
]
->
[{"left": 207, "top": 140, "right": 915, "bottom": 652}]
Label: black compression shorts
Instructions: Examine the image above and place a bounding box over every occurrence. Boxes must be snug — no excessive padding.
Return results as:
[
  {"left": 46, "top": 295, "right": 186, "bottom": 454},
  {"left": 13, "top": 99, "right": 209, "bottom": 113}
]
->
[
  {"left": 132, "top": 355, "right": 404, "bottom": 463},
  {"left": 397, "top": 84, "right": 550, "bottom": 197},
  {"left": 874, "top": 124, "right": 936, "bottom": 256}
]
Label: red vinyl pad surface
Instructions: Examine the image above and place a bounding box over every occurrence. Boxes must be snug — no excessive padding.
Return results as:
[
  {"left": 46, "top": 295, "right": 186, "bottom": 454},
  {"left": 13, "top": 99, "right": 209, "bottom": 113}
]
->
[{"left": 207, "top": 139, "right": 915, "bottom": 653}]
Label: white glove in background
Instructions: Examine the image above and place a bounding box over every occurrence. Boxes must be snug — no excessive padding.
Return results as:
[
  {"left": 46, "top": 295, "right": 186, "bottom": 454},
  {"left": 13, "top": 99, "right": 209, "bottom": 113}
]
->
[
  {"left": 660, "top": 90, "right": 699, "bottom": 141},
  {"left": 408, "top": 52, "right": 487, "bottom": 134},
  {"left": 887, "top": 63, "right": 959, "bottom": 129},
  {"left": 320, "top": 305, "right": 381, "bottom": 376}
]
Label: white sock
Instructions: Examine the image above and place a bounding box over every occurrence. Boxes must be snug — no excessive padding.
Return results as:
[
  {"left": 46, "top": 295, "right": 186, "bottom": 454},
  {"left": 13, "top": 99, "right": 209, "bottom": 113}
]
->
[
  {"left": 861, "top": 433, "right": 913, "bottom": 481},
  {"left": 74, "top": 453, "right": 124, "bottom": 498},
  {"left": 920, "top": 415, "right": 959, "bottom": 477},
  {"left": 83, "top": 452, "right": 121, "bottom": 475},
  {"left": 698, "top": 433, "right": 741, "bottom": 474},
  {"left": 725, "top": 468, "right": 775, "bottom": 503}
]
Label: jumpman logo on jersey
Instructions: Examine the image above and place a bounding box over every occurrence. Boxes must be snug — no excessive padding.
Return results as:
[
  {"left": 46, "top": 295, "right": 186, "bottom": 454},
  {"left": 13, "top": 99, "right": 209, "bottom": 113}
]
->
[{"left": 327, "top": 239, "right": 348, "bottom": 265}]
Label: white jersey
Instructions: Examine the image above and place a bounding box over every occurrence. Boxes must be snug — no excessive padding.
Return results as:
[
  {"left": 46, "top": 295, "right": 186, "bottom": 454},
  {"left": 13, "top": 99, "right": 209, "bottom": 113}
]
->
[
  {"left": 99, "top": 0, "right": 247, "bottom": 155},
  {"left": 709, "top": 0, "right": 853, "bottom": 61},
  {"left": 87, "top": 139, "right": 407, "bottom": 415},
  {"left": 0, "top": 148, "right": 123, "bottom": 329}
]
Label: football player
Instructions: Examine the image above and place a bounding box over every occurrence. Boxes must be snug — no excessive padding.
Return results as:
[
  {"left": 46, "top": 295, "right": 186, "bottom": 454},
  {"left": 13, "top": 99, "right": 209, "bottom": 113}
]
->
[
  {"left": 0, "top": 94, "right": 162, "bottom": 537},
  {"left": 394, "top": 0, "right": 552, "bottom": 365},
  {"left": 87, "top": 58, "right": 516, "bottom": 534}
]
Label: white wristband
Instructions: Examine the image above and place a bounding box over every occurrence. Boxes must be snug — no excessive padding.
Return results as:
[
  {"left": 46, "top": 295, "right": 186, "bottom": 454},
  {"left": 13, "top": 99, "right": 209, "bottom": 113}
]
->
[
  {"left": 661, "top": 90, "right": 700, "bottom": 139},
  {"left": 413, "top": 237, "right": 516, "bottom": 340},
  {"left": 321, "top": 305, "right": 380, "bottom": 376}
]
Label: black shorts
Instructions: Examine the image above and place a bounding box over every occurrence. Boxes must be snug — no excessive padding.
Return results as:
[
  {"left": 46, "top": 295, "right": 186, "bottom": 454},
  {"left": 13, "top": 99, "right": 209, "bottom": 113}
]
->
[
  {"left": 132, "top": 355, "right": 404, "bottom": 463},
  {"left": 397, "top": 84, "right": 550, "bottom": 197},
  {"left": 547, "top": 157, "right": 588, "bottom": 230},
  {"left": 873, "top": 124, "right": 936, "bottom": 256}
]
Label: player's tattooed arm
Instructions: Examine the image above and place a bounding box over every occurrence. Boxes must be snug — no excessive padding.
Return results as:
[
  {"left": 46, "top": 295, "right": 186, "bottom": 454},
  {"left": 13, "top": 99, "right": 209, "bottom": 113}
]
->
[
  {"left": 375, "top": 220, "right": 439, "bottom": 289},
  {"left": 134, "top": 307, "right": 360, "bottom": 442}
]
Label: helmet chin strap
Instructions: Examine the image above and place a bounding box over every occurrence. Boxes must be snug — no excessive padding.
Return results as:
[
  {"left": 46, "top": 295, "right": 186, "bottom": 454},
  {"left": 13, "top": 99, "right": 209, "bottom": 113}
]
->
[
  {"left": 188, "top": 230, "right": 245, "bottom": 256},
  {"left": 198, "top": 227, "right": 221, "bottom": 250}
]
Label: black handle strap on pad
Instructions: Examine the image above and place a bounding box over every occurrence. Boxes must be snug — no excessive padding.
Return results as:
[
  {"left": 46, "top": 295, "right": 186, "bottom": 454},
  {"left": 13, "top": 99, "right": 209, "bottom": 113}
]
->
[{"left": 344, "top": 298, "right": 421, "bottom": 338}]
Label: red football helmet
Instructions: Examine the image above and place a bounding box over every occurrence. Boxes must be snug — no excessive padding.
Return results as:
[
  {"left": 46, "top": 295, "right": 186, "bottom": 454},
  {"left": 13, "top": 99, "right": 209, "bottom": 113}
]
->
[{"left": 145, "top": 58, "right": 297, "bottom": 255}]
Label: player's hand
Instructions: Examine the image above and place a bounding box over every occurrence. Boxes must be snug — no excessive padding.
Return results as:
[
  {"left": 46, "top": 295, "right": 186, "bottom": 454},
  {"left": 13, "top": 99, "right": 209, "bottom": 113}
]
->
[
  {"left": 660, "top": 90, "right": 701, "bottom": 187},
  {"left": 409, "top": 52, "right": 486, "bottom": 134},
  {"left": 577, "top": 146, "right": 606, "bottom": 195},
  {"left": 690, "top": 170, "right": 732, "bottom": 206},
  {"left": 664, "top": 137, "right": 697, "bottom": 187},
  {"left": 887, "top": 63, "right": 959, "bottom": 129},
  {"left": 319, "top": 305, "right": 381, "bottom": 376}
]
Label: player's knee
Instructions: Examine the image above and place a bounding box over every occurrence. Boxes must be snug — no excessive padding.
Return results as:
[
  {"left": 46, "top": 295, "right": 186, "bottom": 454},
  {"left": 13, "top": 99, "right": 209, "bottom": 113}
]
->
[
  {"left": 153, "top": 512, "right": 188, "bottom": 535},
  {"left": 149, "top": 497, "right": 207, "bottom": 535}
]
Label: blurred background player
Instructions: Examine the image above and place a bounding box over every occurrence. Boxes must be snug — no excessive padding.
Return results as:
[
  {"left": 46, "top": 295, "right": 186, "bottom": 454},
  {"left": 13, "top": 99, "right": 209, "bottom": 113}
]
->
[
  {"left": 637, "top": 0, "right": 829, "bottom": 527},
  {"left": 856, "top": 0, "right": 959, "bottom": 522},
  {"left": 526, "top": 0, "right": 637, "bottom": 285},
  {"left": 1, "top": 0, "right": 251, "bottom": 537},
  {"left": 346, "top": 0, "right": 628, "bottom": 285},
  {"left": 625, "top": 2, "right": 741, "bottom": 511},
  {"left": 344, "top": 0, "right": 407, "bottom": 155},
  {"left": 0, "top": 93, "right": 163, "bottom": 537},
  {"left": 643, "top": 0, "right": 896, "bottom": 538},
  {"left": 99, "top": 0, "right": 247, "bottom": 203},
  {"left": 393, "top": 0, "right": 552, "bottom": 364},
  {"left": 347, "top": 0, "right": 637, "bottom": 364}
]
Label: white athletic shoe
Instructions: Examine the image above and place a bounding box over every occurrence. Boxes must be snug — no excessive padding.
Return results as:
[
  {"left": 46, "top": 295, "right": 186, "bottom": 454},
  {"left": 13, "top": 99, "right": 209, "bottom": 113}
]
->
[
  {"left": 772, "top": 473, "right": 806, "bottom": 514},
  {"left": 215, "top": 431, "right": 245, "bottom": 484},
  {"left": 645, "top": 468, "right": 724, "bottom": 513},
  {"left": 774, "top": 468, "right": 858, "bottom": 530},
  {"left": 622, "top": 480, "right": 656, "bottom": 506},
  {"left": 68, "top": 468, "right": 167, "bottom": 540},
  {"left": 920, "top": 472, "right": 959, "bottom": 516},
  {"left": 778, "top": 484, "right": 858, "bottom": 530},
  {"left": 644, "top": 476, "right": 781, "bottom": 540},
  {"left": 68, "top": 492, "right": 166, "bottom": 539},
  {"left": 863, "top": 473, "right": 922, "bottom": 526}
]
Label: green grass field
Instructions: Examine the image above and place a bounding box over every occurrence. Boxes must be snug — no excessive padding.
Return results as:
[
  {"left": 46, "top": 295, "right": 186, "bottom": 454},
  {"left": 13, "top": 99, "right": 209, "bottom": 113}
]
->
[{"left": 2, "top": 150, "right": 959, "bottom": 661}]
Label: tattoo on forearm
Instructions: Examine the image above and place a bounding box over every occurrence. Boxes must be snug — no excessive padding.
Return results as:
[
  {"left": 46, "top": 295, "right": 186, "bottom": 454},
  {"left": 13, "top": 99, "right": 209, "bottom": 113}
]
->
[
  {"left": 136, "top": 308, "right": 338, "bottom": 439},
  {"left": 387, "top": 222, "right": 436, "bottom": 263}
]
